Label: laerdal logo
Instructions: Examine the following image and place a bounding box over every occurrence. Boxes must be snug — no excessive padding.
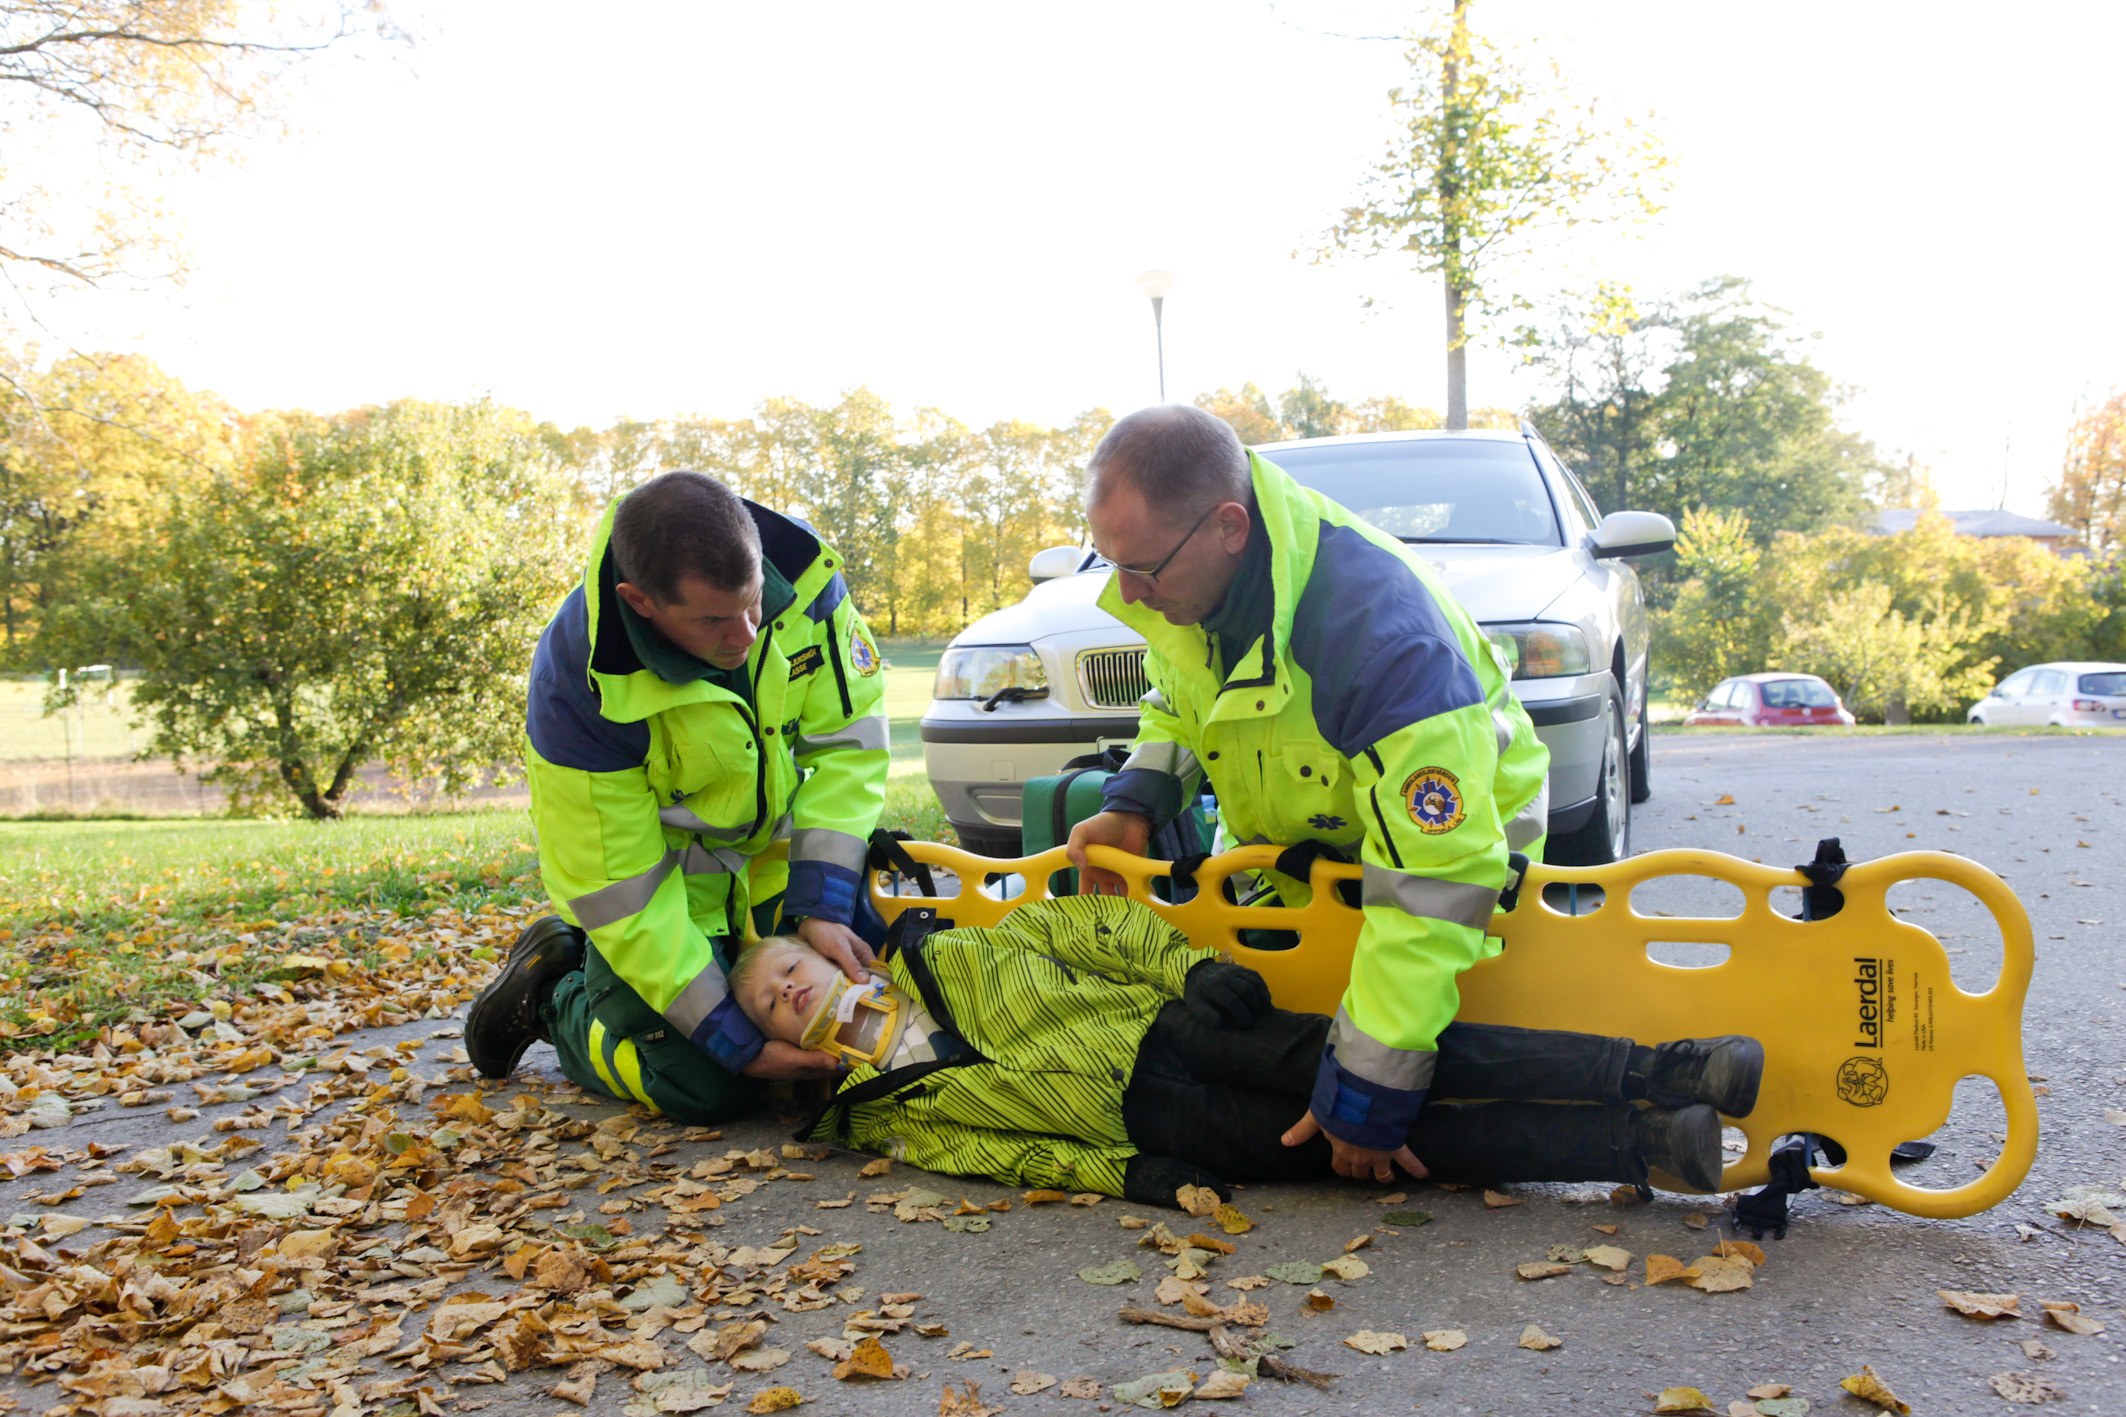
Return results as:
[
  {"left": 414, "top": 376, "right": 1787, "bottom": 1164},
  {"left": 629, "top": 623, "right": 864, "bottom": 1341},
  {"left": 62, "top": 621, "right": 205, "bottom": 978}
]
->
[{"left": 1852, "top": 957, "right": 1883, "bottom": 1048}]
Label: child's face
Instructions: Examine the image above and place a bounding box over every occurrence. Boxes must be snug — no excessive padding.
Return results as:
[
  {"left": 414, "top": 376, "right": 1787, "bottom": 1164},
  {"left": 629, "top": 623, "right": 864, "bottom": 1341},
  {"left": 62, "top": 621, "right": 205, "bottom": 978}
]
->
[{"left": 739, "top": 942, "right": 844, "bottom": 1046}]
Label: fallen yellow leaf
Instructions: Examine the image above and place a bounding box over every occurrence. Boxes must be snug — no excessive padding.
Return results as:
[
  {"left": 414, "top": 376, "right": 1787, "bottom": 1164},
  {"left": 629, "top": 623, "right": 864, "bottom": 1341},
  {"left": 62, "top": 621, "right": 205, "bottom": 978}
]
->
[
  {"left": 1644, "top": 1254, "right": 1699, "bottom": 1285},
  {"left": 1652, "top": 1387, "right": 1715, "bottom": 1414},
  {"left": 1939, "top": 1289, "right": 2021, "bottom": 1318},
  {"left": 1421, "top": 1329, "right": 1467, "bottom": 1351},
  {"left": 1839, "top": 1365, "right": 1909, "bottom": 1414},
  {"left": 1686, "top": 1256, "right": 1754, "bottom": 1293},
  {"left": 1175, "top": 1184, "right": 1220, "bottom": 1217},
  {"left": 1517, "top": 1324, "right": 1562, "bottom": 1351},
  {"left": 831, "top": 1335, "right": 894, "bottom": 1381}
]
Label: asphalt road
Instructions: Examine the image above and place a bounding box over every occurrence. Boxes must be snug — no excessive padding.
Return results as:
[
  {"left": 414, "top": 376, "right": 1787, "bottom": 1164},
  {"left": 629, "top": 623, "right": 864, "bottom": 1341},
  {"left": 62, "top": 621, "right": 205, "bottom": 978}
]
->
[{"left": 4, "top": 731, "right": 2121, "bottom": 1417}]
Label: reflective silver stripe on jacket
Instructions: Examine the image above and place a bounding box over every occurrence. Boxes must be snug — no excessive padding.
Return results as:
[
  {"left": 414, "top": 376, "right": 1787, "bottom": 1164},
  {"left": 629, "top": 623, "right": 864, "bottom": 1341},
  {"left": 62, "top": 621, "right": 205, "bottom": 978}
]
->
[
  {"left": 1504, "top": 777, "right": 1549, "bottom": 851},
  {"left": 569, "top": 850, "right": 680, "bottom": 931},
  {"left": 664, "top": 962, "right": 732, "bottom": 1038},
  {"left": 791, "top": 826, "right": 868, "bottom": 873},
  {"left": 771, "top": 813, "right": 796, "bottom": 840},
  {"left": 658, "top": 803, "right": 751, "bottom": 839},
  {"left": 1327, "top": 1007, "right": 1438, "bottom": 1091},
  {"left": 1492, "top": 708, "right": 1515, "bottom": 759},
  {"left": 796, "top": 714, "right": 890, "bottom": 756},
  {"left": 1360, "top": 863, "right": 1501, "bottom": 931},
  {"left": 681, "top": 842, "right": 748, "bottom": 877},
  {"left": 1121, "top": 740, "right": 1200, "bottom": 782}
]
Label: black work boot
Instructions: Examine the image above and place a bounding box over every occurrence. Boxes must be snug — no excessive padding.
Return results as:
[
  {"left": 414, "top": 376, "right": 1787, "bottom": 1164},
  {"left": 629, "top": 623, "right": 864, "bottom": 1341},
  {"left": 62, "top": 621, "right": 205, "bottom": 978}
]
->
[
  {"left": 465, "top": 917, "right": 585, "bottom": 1079},
  {"left": 1629, "top": 1103, "right": 1725, "bottom": 1193},
  {"left": 1628, "top": 1036, "right": 1765, "bottom": 1118}
]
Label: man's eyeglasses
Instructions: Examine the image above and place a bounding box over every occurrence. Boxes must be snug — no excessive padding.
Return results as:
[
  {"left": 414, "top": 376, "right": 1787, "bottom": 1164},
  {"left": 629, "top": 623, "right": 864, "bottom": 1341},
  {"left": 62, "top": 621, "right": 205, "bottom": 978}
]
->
[{"left": 1107, "top": 503, "right": 1216, "bottom": 586}]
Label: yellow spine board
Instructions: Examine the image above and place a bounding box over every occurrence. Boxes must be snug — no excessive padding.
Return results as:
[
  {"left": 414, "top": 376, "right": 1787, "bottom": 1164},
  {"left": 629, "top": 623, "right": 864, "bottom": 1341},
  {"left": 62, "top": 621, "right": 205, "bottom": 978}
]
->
[{"left": 867, "top": 843, "right": 2036, "bottom": 1220}]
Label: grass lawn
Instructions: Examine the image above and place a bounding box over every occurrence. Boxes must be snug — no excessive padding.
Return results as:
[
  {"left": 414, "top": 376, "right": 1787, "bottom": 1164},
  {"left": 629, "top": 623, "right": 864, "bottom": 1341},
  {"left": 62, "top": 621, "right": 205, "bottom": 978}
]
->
[
  {"left": 0, "top": 653, "right": 959, "bottom": 1049},
  {"left": 0, "top": 677, "right": 142, "bottom": 759}
]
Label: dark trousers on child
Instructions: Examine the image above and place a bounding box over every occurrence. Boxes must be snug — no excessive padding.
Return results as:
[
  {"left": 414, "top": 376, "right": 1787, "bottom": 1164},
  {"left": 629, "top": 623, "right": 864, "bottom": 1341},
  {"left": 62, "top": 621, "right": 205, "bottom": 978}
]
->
[{"left": 1120, "top": 1002, "right": 1649, "bottom": 1184}]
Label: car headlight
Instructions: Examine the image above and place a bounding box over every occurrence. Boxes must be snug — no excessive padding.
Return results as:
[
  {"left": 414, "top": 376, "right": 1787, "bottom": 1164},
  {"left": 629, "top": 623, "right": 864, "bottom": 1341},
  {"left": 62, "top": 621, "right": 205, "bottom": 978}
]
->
[
  {"left": 1483, "top": 623, "right": 1593, "bottom": 679},
  {"left": 934, "top": 645, "right": 1048, "bottom": 700}
]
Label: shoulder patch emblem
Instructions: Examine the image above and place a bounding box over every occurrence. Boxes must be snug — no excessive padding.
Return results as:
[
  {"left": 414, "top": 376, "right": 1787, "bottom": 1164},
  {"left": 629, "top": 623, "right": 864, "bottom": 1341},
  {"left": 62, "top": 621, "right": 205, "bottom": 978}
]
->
[
  {"left": 1401, "top": 767, "right": 1466, "bottom": 834},
  {"left": 849, "top": 628, "right": 881, "bottom": 677}
]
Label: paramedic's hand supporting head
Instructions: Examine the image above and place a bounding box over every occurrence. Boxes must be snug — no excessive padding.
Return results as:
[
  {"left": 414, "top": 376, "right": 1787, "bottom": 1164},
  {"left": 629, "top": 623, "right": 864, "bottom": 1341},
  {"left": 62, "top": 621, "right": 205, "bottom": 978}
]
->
[
  {"left": 1066, "top": 810, "right": 1153, "bottom": 896},
  {"left": 794, "top": 916, "right": 876, "bottom": 983},
  {"left": 1281, "top": 1110, "right": 1429, "bottom": 1184},
  {"left": 745, "top": 1041, "right": 842, "bottom": 1079}
]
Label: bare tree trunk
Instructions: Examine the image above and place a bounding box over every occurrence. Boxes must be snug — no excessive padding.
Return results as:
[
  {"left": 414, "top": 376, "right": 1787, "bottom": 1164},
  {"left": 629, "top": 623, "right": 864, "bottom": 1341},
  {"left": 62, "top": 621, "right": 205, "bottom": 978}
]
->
[
  {"left": 1444, "top": 274, "right": 1468, "bottom": 430},
  {"left": 1440, "top": 0, "right": 1469, "bottom": 430}
]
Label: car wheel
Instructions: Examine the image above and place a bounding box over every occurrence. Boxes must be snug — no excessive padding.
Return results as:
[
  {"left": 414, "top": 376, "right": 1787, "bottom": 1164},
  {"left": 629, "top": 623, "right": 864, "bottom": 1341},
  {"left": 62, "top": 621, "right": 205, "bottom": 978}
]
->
[
  {"left": 1549, "top": 698, "right": 1631, "bottom": 867},
  {"left": 953, "top": 824, "right": 1024, "bottom": 859},
  {"left": 1627, "top": 695, "right": 1652, "bottom": 805}
]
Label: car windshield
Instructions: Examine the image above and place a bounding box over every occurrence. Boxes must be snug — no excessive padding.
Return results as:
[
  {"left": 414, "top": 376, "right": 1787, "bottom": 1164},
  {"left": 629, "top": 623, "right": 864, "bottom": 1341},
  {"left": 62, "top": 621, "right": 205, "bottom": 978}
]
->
[
  {"left": 1266, "top": 439, "right": 1562, "bottom": 546},
  {"left": 1760, "top": 680, "right": 1837, "bottom": 708},
  {"left": 2079, "top": 672, "right": 2126, "bottom": 696}
]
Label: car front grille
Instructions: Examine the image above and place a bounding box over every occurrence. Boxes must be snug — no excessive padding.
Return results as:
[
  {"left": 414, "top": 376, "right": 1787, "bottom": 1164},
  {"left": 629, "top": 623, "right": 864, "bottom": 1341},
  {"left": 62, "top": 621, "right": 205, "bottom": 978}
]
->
[{"left": 1078, "top": 648, "right": 1151, "bottom": 709}]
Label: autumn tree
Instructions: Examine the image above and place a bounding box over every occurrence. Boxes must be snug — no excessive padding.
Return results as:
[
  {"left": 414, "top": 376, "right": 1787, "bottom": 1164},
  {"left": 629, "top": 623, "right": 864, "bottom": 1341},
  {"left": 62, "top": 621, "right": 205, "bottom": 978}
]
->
[
  {"left": 1656, "top": 507, "right": 1768, "bottom": 697},
  {"left": 42, "top": 399, "right": 579, "bottom": 818},
  {"left": 2048, "top": 392, "right": 2126, "bottom": 556},
  {"left": 1657, "top": 509, "right": 2100, "bottom": 721},
  {"left": 1, "top": 1, "right": 393, "bottom": 293},
  {"left": 1318, "top": 0, "right": 1667, "bottom": 428},
  {"left": 1525, "top": 277, "right": 1883, "bottom": 591},
  {"left": 0, "top": 347, "right": 241, "bottom": 663}
]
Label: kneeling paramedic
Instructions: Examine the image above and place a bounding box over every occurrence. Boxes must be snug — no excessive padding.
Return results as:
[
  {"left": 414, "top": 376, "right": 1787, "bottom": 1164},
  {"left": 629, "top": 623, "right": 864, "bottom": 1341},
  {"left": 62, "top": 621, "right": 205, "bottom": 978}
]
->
[
  {"left": 466, "top": 470, "right": 890, "bottom": 1120},
  {"left": 739, "top": 896, "right": 1765, "bottom": 1202},
  {"left": 1066, "top": 405, "right": 1552, "bottom": 1185}
]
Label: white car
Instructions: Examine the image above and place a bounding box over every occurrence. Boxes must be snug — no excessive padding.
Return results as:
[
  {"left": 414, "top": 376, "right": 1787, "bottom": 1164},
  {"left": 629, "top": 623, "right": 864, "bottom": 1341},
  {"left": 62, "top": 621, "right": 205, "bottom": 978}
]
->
[
  {"left": 920, "top": 427, "right": 1675, "bottom": 865},
  {"left": 1968, "top": 661, "right": 2126, "bottom": 727}
]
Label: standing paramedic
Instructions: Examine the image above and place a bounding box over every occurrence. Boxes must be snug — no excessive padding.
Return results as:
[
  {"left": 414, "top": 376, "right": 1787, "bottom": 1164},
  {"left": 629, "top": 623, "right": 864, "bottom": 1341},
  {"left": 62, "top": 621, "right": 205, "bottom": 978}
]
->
[
  {"left": 1066, "top": 405, "right": 1552, "bottom": 1186},
  {"left": 466, "top": 470, "right": 891, "bottom": 1120}
]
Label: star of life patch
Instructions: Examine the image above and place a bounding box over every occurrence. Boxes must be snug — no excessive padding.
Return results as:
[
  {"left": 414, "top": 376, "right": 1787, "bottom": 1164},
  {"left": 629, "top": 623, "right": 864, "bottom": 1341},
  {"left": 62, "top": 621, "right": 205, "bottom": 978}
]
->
[
  {"left": 1401, "top": 766, "right": 1466, "bottom": 834},
  {"left": 849, "top": 628, "right": 881, "bottom": 677}
]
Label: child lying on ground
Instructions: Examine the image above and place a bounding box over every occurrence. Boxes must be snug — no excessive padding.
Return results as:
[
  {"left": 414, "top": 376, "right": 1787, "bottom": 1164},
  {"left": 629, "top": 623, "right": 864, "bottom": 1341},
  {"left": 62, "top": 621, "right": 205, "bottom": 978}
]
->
[{"left": 730, "top": 894, "right": 1763, "bottom": 1209}]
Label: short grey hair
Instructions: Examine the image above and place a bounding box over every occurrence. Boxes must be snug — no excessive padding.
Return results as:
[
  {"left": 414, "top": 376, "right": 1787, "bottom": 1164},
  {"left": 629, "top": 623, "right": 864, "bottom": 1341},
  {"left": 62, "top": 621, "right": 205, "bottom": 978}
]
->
[{"left": 1085, "top": 405, "right": 1252, "bottom": 527}]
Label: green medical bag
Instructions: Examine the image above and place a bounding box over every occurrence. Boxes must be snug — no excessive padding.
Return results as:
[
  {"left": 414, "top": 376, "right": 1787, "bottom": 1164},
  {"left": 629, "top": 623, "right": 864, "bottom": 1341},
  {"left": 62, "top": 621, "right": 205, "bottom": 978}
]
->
[{"left": 1021, "top": 748, "right": 1213, "bottom": 896}]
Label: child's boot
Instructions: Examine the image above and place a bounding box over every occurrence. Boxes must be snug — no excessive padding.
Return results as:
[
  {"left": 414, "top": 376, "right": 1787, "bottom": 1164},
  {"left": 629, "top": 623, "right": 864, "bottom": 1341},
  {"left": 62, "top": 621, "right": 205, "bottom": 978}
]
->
[
  {"left": 1627, "top": 1103, "right": 1725, "bottom": 1193},
  {"left": 1625, "top": 1036, "right": 1765, "bottom": 1117}
]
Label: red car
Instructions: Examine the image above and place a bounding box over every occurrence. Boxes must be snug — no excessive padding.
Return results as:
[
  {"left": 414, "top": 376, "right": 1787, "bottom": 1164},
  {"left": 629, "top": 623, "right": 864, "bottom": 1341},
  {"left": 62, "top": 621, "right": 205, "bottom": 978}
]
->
[{"left": 1685, "top": 673, "right": 1857, "bottom": 727}]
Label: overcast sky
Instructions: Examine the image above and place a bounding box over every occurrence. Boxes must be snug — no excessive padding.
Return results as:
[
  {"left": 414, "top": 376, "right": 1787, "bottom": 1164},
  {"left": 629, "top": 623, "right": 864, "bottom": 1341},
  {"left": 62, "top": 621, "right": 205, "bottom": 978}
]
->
[{"left": 35, "top": 0, "right": 2125, "bottom": 517}]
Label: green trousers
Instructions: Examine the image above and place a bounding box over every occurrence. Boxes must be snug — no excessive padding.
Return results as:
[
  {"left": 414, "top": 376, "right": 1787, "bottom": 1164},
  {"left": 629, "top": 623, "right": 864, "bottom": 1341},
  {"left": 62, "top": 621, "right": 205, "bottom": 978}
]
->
[{"left": 537, "top": 900, "right": 783, "bottom": 1125}]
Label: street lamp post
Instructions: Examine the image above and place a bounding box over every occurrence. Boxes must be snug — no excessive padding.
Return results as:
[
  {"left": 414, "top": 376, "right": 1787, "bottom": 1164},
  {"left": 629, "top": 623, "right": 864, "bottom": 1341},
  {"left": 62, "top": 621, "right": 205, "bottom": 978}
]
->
[{"left": 1133, "top": 269, "right": 1176, "bottom": 402}]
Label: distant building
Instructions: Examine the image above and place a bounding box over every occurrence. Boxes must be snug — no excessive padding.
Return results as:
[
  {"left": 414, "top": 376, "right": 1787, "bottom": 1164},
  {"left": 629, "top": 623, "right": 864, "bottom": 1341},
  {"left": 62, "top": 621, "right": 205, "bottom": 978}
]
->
[{"left": 1872, "top": 508, "right": 2077, "bottom": 555}]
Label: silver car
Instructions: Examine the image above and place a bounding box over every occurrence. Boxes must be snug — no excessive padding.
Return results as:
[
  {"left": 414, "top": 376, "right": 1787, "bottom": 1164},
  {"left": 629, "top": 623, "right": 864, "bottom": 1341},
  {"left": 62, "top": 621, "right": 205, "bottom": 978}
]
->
[
  {"left": 1968, "top": 661, "right": 2126, "bottom": 727},
  {"left": 920, "top": 427, "right": 1674, "bottom": 865}
]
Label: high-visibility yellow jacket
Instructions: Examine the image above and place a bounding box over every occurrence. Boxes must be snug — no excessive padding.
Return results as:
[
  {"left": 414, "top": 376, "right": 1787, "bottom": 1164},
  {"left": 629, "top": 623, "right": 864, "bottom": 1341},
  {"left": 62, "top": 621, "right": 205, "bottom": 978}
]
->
[
  {"left": 1098, "top": 450, "right": 1550, "bottom": 1151},
  {"left": 524, "top": 496, "right": 889, "bottom": 1073}
]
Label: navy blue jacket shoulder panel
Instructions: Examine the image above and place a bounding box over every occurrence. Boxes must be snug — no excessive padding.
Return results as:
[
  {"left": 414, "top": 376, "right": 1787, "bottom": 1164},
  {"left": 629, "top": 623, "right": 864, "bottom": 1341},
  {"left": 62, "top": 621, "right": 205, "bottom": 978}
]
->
[
  {"left": 745, "top": 500, "right": 848, "bottom": 625},
  {"left": 526, "top": 585, "right": 650, "bottom": 773},
  {"left": 1288, "top": 521, "right": 1486, "bottom": 760}
]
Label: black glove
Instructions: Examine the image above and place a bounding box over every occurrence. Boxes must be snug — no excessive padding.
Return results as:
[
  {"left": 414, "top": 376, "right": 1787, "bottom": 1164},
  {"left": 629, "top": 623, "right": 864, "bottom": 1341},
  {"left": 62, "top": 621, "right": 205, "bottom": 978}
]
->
[
  {"left": 1122, "top": 1154, "right": 1232, "bottom": 1210},
  {"left": 1182, "top": 959, "right": 1272, "bottom": 1027}
]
